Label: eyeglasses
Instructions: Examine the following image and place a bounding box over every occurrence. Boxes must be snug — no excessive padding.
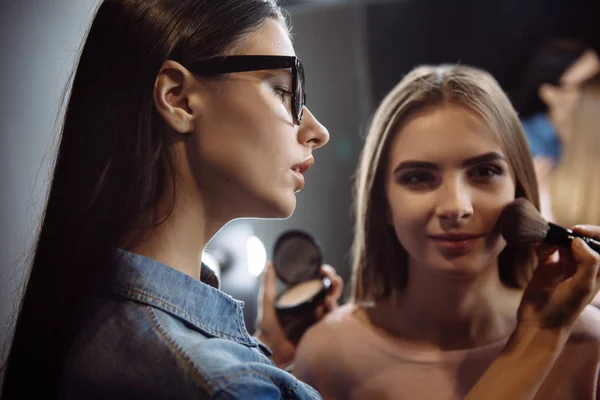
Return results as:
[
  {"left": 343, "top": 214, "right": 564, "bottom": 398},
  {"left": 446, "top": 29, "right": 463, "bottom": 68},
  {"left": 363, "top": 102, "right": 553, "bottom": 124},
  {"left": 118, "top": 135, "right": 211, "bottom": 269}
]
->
[{"left": 178, "top": 55, "right": 306, "bottom": 125}]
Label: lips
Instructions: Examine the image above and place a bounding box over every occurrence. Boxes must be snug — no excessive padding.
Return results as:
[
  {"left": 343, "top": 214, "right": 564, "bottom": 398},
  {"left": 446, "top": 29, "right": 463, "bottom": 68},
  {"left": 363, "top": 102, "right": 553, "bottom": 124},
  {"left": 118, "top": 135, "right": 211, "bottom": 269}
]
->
[
  {"left": 291, "top": 156, "right": 313, "bottom": 192},
  {"left": 427, "top": 232, "right": 486, "bottom": 254},
  {"left": 427, "top": 233, "right": 485, "bottom": 241},
  {"left": 291, "top": 156, "right": 314, "bottom": 175}
]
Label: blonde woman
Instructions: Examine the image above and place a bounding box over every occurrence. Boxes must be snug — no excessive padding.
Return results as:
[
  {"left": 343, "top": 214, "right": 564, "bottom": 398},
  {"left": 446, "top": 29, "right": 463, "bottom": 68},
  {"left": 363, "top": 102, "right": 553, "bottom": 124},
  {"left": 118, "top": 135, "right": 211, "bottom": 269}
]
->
[
  {"left": 541, "top": 74, "right": 600, "bottom": 308},
  {"left": 293, "top": 65, "right": 600, "bottom": 400},
  {"left": 548, "top": 74, "right": 600, "bottom": 232}
]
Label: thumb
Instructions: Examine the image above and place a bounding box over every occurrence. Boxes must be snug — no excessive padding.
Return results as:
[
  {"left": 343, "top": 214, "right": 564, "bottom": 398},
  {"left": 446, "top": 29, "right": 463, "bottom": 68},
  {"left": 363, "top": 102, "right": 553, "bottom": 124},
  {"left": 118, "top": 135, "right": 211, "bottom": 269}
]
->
[{"left": 261, "top": 261, "right": 278, "bottom": 305}]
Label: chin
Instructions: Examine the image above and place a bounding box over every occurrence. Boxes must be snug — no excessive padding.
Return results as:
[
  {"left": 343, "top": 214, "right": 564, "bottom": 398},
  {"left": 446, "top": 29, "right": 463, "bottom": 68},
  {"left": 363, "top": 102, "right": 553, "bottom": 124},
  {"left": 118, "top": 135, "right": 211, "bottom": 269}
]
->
[
  {"left": 274, "top": 198, "right": 296, "bottom": 219},
  {"left": 436, "top": 254, "right": 496, "bottom": 275},
  {"left": 251, "top": 194, "right": 296, "bottom": 219}
]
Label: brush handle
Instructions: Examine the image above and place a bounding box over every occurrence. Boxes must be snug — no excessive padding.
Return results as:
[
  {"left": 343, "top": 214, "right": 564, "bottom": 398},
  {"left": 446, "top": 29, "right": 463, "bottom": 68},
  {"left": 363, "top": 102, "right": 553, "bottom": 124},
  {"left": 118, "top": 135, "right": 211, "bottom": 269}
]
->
[{"left": 546, "top": 223, "right": 600, "bottom": 254}]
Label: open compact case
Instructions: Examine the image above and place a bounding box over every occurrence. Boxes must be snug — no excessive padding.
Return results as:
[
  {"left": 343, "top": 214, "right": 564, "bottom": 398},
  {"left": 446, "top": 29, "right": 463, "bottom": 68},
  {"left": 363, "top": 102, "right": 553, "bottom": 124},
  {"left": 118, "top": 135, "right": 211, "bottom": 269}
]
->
[{"left": 272, "top": 229, "right": 332, "bottom": 344}]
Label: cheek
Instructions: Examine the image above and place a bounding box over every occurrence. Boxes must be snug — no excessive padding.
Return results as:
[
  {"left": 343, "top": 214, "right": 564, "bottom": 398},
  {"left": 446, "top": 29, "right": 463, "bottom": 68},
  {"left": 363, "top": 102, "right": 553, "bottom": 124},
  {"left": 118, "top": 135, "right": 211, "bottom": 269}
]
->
[
  {"left": 388, "top": 191, "right": 432, "bottom": 244},
  {"left": 224, "top": 95, "right": 296, "bottom": 162},
  {"left": 476, "top": 181, "right": 515, "bottom": 250},
  {"left": 478, "top": 191, "right": 513, "bottom": 223},
  {"left": 197, "top": 96, "right": 288, "bottom": 162}
]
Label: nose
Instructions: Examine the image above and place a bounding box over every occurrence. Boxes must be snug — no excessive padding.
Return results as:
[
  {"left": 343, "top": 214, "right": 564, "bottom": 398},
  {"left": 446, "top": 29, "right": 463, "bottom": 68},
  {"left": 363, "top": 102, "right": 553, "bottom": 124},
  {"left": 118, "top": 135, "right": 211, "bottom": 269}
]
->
[
  {"left": 435, "top": 177, "right": 473, "bottom": 227},
  {"left": 297, "top": 107, "right": 330, "bottom": 150}
]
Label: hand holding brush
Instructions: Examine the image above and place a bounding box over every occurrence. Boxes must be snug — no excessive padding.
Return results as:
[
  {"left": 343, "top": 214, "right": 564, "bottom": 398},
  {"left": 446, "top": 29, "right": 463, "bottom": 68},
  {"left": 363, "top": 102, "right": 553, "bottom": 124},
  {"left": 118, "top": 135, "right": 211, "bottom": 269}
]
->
[
  {"left": 498, "top": 198, "right": 600, "bottom": 253},
  {"left": 497, "top": 198, "right": 600, "bottom": 329}
]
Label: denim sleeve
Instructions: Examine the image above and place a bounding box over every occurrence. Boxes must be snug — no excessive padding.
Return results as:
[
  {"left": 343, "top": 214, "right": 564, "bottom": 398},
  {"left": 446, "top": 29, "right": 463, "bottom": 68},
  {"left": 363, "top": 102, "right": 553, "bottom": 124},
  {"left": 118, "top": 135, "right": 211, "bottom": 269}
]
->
[
  {"left": 210, "top": 376, "right": 282, "bottom": 399},
  {"left": 209, "top": 368, "right": 322, "bottom": 400}
]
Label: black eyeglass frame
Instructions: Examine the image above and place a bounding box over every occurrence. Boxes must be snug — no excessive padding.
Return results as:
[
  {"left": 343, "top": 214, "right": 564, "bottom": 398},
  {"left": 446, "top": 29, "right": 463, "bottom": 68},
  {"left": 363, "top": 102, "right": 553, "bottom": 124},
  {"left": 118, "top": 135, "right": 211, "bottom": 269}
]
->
[{"left": 175, "top": 55, "right": 306, "bottom": 125}]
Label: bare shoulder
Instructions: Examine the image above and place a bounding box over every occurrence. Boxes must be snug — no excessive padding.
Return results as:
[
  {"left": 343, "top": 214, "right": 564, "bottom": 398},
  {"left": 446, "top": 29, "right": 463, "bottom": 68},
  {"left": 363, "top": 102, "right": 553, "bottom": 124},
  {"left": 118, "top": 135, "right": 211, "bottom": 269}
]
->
[
  {"left": 321, "top": 302, "right": 362, "bottom": 325},
  {"left": 569, "top": 305, "right": 600, "bottom": 342},
  {"left": 297, "top": 303, "right": 362, "bottom": 348},
  {"left": 592, "top": 292, "right": 600, "bottom": 308},
  {"left": 294, "top": 303, "right": 362, "bottom": 383}
]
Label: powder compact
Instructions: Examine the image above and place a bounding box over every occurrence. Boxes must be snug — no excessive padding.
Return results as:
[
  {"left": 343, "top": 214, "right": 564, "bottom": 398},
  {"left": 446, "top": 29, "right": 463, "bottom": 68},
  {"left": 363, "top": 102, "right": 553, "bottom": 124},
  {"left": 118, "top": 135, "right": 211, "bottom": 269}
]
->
[{"left": 273, "top": 229, "right": 331, "bottom": 344}]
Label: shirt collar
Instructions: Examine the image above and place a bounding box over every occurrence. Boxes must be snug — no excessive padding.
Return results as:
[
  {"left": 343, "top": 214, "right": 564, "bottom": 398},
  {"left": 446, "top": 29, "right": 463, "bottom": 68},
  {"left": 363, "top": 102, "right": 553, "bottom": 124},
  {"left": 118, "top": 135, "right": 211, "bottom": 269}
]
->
[{"left": 110, "top": 249, "right": 255, "bottom": 346}]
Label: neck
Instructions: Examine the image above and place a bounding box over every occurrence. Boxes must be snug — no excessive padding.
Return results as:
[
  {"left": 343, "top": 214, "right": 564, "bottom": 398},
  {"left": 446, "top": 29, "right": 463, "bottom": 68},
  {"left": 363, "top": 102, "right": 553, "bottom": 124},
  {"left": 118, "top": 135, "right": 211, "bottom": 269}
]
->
[
  {"left": 369, "top": 261, "right": 522, "bottom": 351},
  {"left": 122, "top": 178, "right": 227, "bottom": 281}
]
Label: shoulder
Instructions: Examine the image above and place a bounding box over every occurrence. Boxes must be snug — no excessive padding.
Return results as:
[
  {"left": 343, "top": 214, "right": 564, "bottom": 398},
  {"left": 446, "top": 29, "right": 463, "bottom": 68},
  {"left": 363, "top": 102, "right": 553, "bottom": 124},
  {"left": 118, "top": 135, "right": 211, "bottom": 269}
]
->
[
  {"left": 294, "top": 303, "right": 363, "bottom": 380},
  {"left": 318, "top": 302, "right": 362, "bottom": 327},
  {"left": 556, "top": 305, "right": 600, "bottom": 366},
  {"left": 149, "top": 305, "right": 320, "bottom": 399},
  {"left": 570, "top": 305, "right": 600, "bottom": 342},
  {"left": 592, "top": 293, "right": 600, "bottom": 308},
  {"left": 142, "top": 306, "right": 280, "bottom": 383},
  {"left": 535, "top": 306, "right": 600, "bottom": 398},
  {"left": 208, "top": 363, "right": 321, "bottom": 400},
  {"left": 298, "top": 303, "right": 361, "bottom": 346},
  {"left": 63, "top": 296, "right": 213, "bottom": 397},
  {"left": 65, "top": 297, "right": 309, "bottom": 399}
]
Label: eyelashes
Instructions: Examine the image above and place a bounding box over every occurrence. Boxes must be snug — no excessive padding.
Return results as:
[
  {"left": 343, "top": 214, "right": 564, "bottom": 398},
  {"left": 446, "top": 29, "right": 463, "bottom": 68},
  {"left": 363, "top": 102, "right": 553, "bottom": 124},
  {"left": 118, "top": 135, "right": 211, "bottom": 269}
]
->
[
  {"left": 467, "top": 164, "right": 504, "bottom": 179},
  {"left": 273, "top": 86, "right": 292, "bottom": 102},
  {"left": 397, "top": 164, "right": 506, "bottom": 188},
  {"left": 399, "top": 170, "right": 436, "bottom": 185}
]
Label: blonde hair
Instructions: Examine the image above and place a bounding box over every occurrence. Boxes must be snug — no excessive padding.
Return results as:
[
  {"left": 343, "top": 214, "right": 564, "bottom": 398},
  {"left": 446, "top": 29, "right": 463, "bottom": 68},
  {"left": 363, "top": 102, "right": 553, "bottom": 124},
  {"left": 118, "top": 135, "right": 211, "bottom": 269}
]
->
[
  {"left": 550, "top": 74, "right": 600, "bottom": 227},
  {"left": 351, "top": 65, "right": 540, "bottom": 302}
]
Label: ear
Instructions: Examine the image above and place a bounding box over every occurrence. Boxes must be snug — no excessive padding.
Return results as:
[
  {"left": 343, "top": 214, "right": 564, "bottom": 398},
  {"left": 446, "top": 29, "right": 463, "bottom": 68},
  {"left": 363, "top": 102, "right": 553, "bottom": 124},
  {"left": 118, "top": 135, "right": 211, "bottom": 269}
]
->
[
  {"left": 538, "top": 83, "right": 559, "bottom": 107},
  {"left": 154, "top": 60, "right": 201, "bottom": 134}
]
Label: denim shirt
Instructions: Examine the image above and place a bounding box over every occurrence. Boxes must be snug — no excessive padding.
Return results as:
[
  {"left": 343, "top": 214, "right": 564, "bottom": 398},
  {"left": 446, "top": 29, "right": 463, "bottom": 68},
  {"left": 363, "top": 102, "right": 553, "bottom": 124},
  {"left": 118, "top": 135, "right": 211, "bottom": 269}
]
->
[
  {"left": 59, "top": 249, "right": 321, "bottom": 400},
  {"left": 521, "top": 112, "right": 561, "bottom": 162}
]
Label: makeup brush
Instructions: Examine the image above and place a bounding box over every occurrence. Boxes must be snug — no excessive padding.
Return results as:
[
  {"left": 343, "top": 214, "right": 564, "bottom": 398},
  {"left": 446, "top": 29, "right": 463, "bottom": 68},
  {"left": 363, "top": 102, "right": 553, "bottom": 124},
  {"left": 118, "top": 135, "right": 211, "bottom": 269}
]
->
[{"left": 498, "top": 198, "right": 600, "bottom": 253}]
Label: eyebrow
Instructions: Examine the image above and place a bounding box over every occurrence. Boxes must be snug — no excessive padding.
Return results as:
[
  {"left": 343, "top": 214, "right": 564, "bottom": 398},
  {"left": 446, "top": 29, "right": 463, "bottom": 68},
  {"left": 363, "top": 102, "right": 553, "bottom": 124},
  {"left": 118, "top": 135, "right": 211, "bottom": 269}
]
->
[
  {"left": 260, "top": 69, "right": 292, "bottom": 80},
  {"left": 392, "top": 152, "right": 507, "bottom": 175}
]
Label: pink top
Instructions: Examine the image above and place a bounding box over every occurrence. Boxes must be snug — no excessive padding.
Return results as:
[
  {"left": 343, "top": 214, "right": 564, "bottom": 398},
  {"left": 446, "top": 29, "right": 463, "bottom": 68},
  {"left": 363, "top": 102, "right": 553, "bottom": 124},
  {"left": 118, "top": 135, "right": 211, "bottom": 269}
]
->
[{"left": 294, "top": 303, "right": 600, "bottom": 400}]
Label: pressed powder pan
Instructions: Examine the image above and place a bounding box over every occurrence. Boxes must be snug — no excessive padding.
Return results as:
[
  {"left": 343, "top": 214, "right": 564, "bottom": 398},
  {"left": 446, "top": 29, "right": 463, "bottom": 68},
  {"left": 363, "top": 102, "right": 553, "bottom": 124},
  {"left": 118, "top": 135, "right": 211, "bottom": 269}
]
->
[{"left": 272, "top": 229, "right": 331, "bottom": 344}]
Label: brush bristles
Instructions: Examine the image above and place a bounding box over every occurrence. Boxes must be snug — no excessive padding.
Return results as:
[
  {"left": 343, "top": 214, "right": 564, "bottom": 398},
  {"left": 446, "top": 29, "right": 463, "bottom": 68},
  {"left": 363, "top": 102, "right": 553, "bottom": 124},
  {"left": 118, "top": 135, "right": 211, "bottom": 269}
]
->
[{"left": 498, "top": 198, "right": 549, "bottom": 245}]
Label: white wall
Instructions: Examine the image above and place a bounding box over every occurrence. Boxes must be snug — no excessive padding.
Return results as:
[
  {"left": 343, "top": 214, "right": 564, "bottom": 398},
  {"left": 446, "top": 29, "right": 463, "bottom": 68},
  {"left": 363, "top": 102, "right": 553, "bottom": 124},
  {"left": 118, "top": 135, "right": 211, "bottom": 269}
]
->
[{"left": 0, "top": 0, "right": 100, "bottom": 354}]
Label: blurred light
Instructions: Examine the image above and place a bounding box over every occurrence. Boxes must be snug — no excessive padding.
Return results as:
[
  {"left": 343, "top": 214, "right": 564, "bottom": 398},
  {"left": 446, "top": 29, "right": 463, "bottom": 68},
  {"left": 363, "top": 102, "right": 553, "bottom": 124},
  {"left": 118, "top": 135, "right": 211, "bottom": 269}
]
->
[
  {"left": 202, "top": 251, "right": 221, "bottom": 279},
  {"left": 246, "top": 235, "right": 267, "bottom": 277}
]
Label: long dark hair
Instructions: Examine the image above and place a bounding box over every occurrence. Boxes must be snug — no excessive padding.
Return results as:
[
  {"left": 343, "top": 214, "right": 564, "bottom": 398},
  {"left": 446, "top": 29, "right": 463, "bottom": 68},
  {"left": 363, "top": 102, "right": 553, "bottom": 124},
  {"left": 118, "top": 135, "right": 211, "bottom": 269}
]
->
[{"left": 1, "top": 0, "right": 283, "bottom": 397}]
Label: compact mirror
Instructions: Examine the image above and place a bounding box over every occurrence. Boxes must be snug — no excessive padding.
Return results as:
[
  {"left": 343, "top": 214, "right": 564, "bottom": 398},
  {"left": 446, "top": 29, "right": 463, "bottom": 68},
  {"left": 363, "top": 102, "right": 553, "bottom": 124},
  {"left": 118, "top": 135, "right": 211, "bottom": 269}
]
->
[{"left": 272, "top": 230, "right": 331, "bottom": 344}]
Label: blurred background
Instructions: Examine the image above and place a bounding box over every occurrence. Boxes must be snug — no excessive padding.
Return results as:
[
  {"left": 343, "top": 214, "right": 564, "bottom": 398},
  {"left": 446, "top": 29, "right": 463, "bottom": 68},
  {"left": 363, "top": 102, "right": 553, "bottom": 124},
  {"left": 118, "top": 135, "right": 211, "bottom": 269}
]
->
[{"left": 1, "top": 0, "right": 599, "bottom": 348}]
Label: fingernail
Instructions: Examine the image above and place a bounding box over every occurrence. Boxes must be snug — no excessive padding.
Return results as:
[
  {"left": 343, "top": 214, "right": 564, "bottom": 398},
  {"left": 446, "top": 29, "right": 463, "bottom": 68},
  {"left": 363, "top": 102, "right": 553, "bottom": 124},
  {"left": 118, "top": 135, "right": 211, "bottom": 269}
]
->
[
  {"left": 573, "top": 238, "right": 585, "bottom": 249},
  {"left": 321, "top": 264, "right": 334, "bottom": 274}
]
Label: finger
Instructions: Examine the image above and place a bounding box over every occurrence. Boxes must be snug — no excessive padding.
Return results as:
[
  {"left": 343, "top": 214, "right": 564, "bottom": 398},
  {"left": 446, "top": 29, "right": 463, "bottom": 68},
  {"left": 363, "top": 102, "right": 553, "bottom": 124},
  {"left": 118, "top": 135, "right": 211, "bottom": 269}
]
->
[
  {"left": 323, "top": 295, "right": 339, "bottom": 312},
  {"left": 569, "top": 238, "right": 600, "bottom": 292},
  {"left": 261, "top": 262, "right": 278, "bottom": 304},
  {"left": 529, "top": 255, "right": 567, "bottom": 290},
  {"left": 327, "top": 275, "right": 344, "bottom": 303},
  {"left": 557, "top": 248, "right": 576, "bottom": 278},
  {"left": 572, "top": 225, "right": 600, "bottom": 241},
  {"left": 535, "top": 243, "right": 559, "bottom": 263},
  {"left": 320, "top": 265, "right": 344, "bottom": 301},
  {"left": 320, "top": 264, "right": 336, "bottom": 279},
  {"left": 314, "top": 304, "right": 325, "bottom": 320}
]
